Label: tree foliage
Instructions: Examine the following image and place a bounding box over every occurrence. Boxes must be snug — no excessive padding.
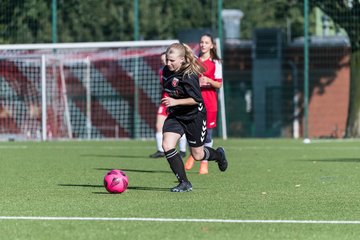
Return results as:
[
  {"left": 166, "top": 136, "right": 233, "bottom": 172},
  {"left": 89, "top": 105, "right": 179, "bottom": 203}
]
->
[
  {"left": 309, "top": 0, "right": 360, "bottom": 51},
  {"left": 0, "top": 0, "right": 306, "bottom": 43},
  {"left": 0, "top": 1, "right": 356, "bottom": 47}
]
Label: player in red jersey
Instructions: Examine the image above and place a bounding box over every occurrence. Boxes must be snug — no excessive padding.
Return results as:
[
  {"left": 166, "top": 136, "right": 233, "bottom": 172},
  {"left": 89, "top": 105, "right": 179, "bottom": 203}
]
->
[
  {"left": 184, "top": 33, "right": 223, "bottom": 174},
  {"left": 149, "top": 52, "right": 187, "bottom": 158}
]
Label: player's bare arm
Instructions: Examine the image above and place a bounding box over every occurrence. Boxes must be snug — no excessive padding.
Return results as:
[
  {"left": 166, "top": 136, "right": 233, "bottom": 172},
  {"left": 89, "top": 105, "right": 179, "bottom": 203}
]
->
[
  {"left": 161, "top": 96, "right": 197, "bottom": 107},
  {"left": 199, "top": 76, "right": 222, "bottom": 89}
]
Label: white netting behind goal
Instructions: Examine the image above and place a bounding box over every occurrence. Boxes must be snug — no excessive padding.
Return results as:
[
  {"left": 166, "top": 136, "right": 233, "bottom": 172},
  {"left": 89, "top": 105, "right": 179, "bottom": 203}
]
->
[
  {"left": 0, "top": 40, "right": 184, "bottom": 140},
  {"left": 0, "top": 58, "right": 44, "bottom": 139}
]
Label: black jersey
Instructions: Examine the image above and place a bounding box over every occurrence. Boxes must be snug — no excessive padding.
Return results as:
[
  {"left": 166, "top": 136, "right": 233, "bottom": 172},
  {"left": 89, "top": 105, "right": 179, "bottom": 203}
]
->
[{"left": 162, "top": 66, "right": 205, "bottom": 121}]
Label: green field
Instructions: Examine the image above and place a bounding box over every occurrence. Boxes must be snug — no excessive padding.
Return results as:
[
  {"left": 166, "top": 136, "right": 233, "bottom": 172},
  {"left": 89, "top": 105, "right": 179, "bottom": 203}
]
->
[{"left": 1, "top": 138, "right": 360, "bottom": 239}]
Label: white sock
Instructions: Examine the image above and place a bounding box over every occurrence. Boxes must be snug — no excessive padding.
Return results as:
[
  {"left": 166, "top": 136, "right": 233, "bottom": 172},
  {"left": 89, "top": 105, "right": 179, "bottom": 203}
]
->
[
  {"left": 156, "top": 132, "right": 163, "bottom": 152},
  {"left": 179, "top": 135, "right": 187, "bottom": 152}
]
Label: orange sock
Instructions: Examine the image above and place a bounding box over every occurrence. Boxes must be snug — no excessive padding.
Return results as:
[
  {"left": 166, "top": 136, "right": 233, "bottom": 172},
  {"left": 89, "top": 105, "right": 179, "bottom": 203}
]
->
[{"left": 199, "top": 161, "right": 208, "bottom": 174}]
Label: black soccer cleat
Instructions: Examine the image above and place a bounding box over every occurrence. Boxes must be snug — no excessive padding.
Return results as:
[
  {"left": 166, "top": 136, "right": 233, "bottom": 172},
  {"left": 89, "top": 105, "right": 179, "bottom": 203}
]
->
[
  {"left": 170, "top": 181, "right": 193, "bottom": 192},
  {"left": 149, "top": 151, "right": 165, "bottom": 158},
  {"left": 216, "top": 147, "right": 228, "bottom": 172}
]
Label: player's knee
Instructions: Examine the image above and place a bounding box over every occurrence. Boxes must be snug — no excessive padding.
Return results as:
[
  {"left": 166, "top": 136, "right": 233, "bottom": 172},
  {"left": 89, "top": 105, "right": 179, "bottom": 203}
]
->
[
  {"left": 162, "top": 141, "right": 172, "bottom": 152},
  {"left": 192, "top": 152, "right": 204, "bottom": 161}
]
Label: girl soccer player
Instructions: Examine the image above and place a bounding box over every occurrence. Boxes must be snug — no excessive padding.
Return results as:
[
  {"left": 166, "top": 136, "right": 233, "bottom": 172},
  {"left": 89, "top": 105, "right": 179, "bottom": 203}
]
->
[
  {"left": 149, "top": 52, "right": 187, "bottom": 158},
  {"left": 161, "top": 43, "right": 228, "bottom": 192}
]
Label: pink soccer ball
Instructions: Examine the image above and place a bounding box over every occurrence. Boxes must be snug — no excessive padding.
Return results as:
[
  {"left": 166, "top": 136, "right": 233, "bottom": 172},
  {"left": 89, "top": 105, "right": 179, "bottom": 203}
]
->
[{"left": 103, "top": 169, "right": 129, "bottom": 194}]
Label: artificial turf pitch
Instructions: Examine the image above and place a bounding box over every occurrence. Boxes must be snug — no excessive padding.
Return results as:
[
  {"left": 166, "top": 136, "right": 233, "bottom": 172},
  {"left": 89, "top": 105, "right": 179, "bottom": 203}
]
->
[{"left": 1, "top": 138, "right": 360, "bottom": 239}]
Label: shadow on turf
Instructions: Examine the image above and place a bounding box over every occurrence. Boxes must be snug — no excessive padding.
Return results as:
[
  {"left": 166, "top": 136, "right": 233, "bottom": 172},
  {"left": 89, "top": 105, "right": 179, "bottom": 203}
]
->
[
  {"left": 95, "top": 167, "right": 173, "bottom": 174},
  {"left": 58, "top": 183, "right": 102, "bottom": 188},
  {"left": 93, "top": 186, "right": 170, "bottom": 194},
  {"left": 81, "top": 154, "right": 145, "bottom": 159},
  {"left": 297, "top": 158, "right": 360, "bottom": 163},
  {"left": 58, "top": 184, "right": 170, "bottom": 193}
]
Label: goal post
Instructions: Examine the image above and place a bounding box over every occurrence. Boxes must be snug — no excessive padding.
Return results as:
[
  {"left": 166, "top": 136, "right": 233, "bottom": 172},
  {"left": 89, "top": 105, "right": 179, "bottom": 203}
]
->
[
  {"left": 41, "top": 54, "right": 47, "bottom": 141},
  {"left": 0, "top": 39, "right": 228, "bottom": 141},
  {"left": 59, "top": 61, "right": 73, "bottom": 139},
  {"left": 0, "top": 40, "right": 179, "bottom": 140},
  {"left": 216, "top": 38, "right": 228, "bottom": 140}
]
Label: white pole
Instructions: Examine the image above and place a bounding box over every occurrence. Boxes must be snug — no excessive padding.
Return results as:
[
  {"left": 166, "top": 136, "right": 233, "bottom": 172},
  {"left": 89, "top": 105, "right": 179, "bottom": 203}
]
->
[
  {"left": 41, "top": 55, "right": 47, "bottom": 141},
  {"left": 59, "top": 62, "right": 73, "bottom": 139},
  {"left": 216, "top": 38, "right": 228, "bottom": 140},
  {"left": 85, "top": 57, "right": 91, "bottom": 139},
  {"left": 0, "top": 40, "right": 179, "bottom": 50},
  {"left": 293, "top": 94, "right": 300, "bottom": 139}
]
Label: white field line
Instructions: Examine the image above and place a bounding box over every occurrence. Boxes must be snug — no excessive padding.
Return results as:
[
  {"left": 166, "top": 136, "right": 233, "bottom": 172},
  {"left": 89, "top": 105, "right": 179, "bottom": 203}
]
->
[{"left": 0, "top": 216, "right": 360, "bottom": 225}]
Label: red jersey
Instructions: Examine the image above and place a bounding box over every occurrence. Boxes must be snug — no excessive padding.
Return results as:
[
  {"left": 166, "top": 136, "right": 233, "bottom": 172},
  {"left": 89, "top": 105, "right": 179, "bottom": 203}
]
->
[
  {"left": 200, "top": 58, "right": 222, "bottom": 112},
  {"left": 158, "top": 66, "right": 169, "bottom": 116}
]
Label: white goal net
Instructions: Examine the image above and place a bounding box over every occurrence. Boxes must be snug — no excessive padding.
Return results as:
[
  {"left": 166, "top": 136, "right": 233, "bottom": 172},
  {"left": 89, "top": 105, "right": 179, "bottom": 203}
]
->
[
  {"left": 0, "top": 40, "right": 180, "bottom": 140},
  {"left": 0, "top": 40, "right": 227, "bottom": 141}
]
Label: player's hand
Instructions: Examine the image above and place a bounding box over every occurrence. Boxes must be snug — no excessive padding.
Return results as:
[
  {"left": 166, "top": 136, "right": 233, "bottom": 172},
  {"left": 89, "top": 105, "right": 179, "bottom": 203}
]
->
[
  {"left": 199, "top": 76, "right": 211, "bottom": 87},
  {"left": 162, "top": 97, "right": 176, "bottom": 107}
]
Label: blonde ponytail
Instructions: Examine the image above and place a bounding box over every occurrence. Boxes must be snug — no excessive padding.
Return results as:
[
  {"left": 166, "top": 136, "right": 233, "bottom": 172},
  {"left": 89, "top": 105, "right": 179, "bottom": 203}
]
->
[{"left": 166, "top": 43, "right": 205, "bottom": 77}]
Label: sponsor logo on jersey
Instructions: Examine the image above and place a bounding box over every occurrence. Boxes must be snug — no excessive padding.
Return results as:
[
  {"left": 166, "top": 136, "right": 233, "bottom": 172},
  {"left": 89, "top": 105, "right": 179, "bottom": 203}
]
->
[{"left": 172, "top": 78, "right": 179, "bottom": 87}]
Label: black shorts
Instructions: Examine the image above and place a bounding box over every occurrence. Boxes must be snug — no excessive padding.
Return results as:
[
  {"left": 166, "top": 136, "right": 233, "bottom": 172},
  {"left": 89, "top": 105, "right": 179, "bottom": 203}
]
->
[{"left": 163, "top": 112, "right": 207, "bottom": 148}]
